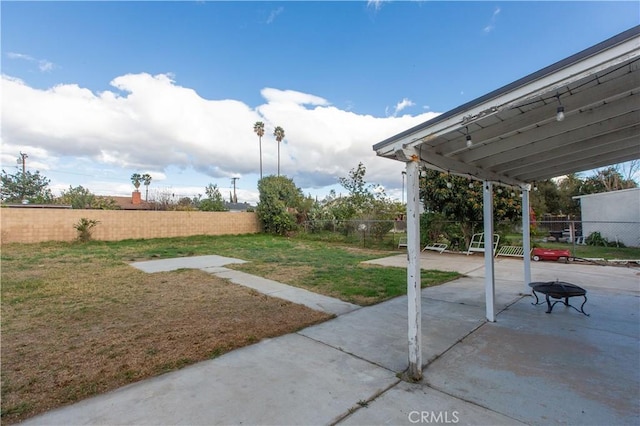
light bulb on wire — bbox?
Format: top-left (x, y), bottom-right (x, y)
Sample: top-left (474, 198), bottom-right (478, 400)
top-left (555, 93), bottom-right (565, 122)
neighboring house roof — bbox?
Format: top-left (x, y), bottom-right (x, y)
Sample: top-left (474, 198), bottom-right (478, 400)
top-left (107, 196), bottom-right (155, 210)
top-left (572, 187), bottom-right (640, 200)
top-left (2, 203), bottom-right (72, 209)
top-left (225, 202), bottom-right (254, 212)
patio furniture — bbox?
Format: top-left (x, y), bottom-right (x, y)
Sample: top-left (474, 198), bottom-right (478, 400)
top-left (422, 243), bottom-right (448, 253)
top-left (466, 233), bottom-right (500, 256)
top-left (398, 238), bottom-right (448, 253)
top-left (496, 246), bottom-right (530, 258)
top-left (529, 280), bottom-right (589, 316)
top-left (398, 237), bottom-right (407, 249)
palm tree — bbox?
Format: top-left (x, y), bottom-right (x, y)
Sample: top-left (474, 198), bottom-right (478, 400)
top-left (142, 173), bottom-right (152, 201)
top-left (253, 121), bottom-right (265, 179)
top-left (273, 126), bottom-right (285, 177)
top-left (131, 173), bottom-right (142, 191)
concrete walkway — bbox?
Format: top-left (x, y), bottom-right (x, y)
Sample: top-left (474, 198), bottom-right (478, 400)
top-left (23, 252), bottom-right (639, 425)
top-left (130, 255), bottom-right (359, 316)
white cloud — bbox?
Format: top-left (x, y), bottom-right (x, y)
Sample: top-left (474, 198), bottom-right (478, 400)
top-left (7, 51), bottom-right (55, 72)
top-left (1, 72), bottom-right (440, 199)
top-left (394, 98), bottom-right (415, 114)
top-left (484, 7), bottom-right (501, 33)
top-left (267, 6), bottom-right (284, 24)
top-left (7, 52), bottom-right (34, 60)
top-left (385, 98), bottom-right (415, 117)
top-left (367, 0), bottom-right (386, 12)
top-left (38, 60), bottom-right (54, 72)
top-left (260, 88), bottom-right (329, 106)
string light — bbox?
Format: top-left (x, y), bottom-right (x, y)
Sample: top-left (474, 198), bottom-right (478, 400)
top-left (556, 93), bottom-right (565, 122)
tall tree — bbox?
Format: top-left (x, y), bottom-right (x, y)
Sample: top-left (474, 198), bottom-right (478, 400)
top-left (273, 126), bottom-right (285, 177)
top-left (58, 185), bottom-right (95, 209)
top-left (337, 162), bottom-right (376, 218)
top-left (584, 166), bottom-right (637, 193)
top-left (199, 183), bottom-right (228, 211)
top-left (530, 179), bottom-right (561, 216)
top-left (333, 162), bottom-right (402, 240)
top-left (556, 173), bottom-right (583, 217)
top-left (0, 169), bottom-right (53, 204)
top-left (253, 121), bottom-right (265, 179)
top-left (142, 173), bottom-right (152, 201)
top-left (130, 173), bottom-right (142, 191)
top-left (419, 169), bottom-right (521, 247)
top-left (57, 185), bottom-right (118, 209)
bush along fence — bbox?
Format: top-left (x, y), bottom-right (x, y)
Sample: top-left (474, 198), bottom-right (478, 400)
top-left (301, 217), bottom-right (640, 259)
top-left (301, 219), bottom-right (406, 248)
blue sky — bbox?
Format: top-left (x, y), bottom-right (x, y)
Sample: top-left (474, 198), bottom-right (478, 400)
top-left (2, 1), bottom-right (638, 204)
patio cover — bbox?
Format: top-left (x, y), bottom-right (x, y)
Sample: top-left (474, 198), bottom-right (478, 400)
top-left (372, 26), bottom-right (640, 380)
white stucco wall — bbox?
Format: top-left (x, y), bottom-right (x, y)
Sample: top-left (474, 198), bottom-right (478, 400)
top-left (575, 188), bottom-right (640, 247)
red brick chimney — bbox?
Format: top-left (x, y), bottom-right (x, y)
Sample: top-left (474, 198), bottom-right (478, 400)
top-left (132, 191), bottom-right (141, 205)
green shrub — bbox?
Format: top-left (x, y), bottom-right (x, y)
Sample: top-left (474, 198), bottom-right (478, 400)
top-left (585, 231), bottom-right (608, 247)
top-left (256, 176), bottom-right (302, 235)
top-left (73, 218), bottom-right (100, 242)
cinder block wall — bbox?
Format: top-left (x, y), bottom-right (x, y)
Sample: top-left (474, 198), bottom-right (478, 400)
top-left (0, 208), bottom-right (261, 243)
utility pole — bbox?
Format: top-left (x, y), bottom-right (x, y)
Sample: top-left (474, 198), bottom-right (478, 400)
top-left (231, 177), bottom-right (239, 203)
top-left (17, 152), bottom-right (28, 176)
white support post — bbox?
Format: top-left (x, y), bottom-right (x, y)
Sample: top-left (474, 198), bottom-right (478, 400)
top-left (483, 181), bottom-right (496, 322)
top-left (521, 186), bottom-right (532, 293)
top-left (405, 159), bottom-right (422, 380)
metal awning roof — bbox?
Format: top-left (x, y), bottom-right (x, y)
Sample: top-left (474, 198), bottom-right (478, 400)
top-left (373, 26), bottom-right (640, 187)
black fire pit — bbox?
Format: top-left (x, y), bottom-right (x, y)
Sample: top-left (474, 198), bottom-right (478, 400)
top-left (529, 280), bottom-right (589, 316)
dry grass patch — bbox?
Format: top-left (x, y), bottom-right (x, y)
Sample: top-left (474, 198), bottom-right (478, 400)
top-left (1, 245), bottom-right (331, 424)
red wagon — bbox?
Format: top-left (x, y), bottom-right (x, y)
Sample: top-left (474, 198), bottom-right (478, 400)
top-left (531, 247), bottom-right (572, 262)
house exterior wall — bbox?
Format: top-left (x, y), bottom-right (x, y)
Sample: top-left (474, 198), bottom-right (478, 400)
top-left (577, 188), bottom-right (640, 247)
top-left (0, 208), bottom-right (261, 243)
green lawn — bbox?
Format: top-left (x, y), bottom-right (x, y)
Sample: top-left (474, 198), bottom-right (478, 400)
top-left (73, 233), bottom-right (459, 305)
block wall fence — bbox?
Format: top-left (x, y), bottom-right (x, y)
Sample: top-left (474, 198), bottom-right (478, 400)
top-left (0, 208), bottom-right (261, 244)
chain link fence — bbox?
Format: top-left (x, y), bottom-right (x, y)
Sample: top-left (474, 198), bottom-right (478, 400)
top-left (301, 219), bottom-right (406, 248)
top-left (533, 219), bottom-right (640, 258)
top-left (301, 218), bottom-right (640, 259)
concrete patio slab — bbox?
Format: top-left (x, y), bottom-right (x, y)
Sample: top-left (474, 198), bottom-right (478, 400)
top-left (300, 295), bottom-right (487, 372)
top-left (341, 381), bottom-right (527, 425)
top-left (422, 294), bottom-right (640, 426)
top-left (421, 275), bottom-right (525, 308)
top-left (363, 252), bottom-right (487, 275)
